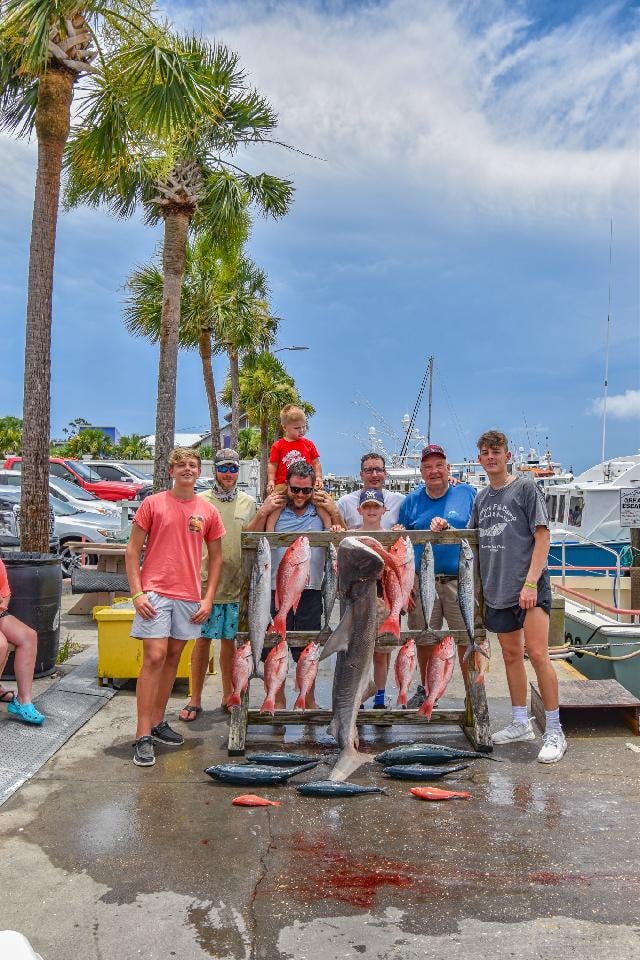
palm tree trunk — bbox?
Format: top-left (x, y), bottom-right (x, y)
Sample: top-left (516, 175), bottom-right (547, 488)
top-left (260, 415), bottom-right (270, 499)
top-left (198, 331), bottom-right (221, 450)
top-left (230, 348), bottom-right (240, 449)
top-left (152, 210), bottom-right (190, 491)
top-left (21, 67), bottom-right (75, 551)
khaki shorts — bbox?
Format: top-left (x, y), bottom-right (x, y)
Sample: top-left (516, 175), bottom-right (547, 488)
top-left (131, 591), bottom-right (200, 641)
top-left (407, 573), bottom-right (466, 635)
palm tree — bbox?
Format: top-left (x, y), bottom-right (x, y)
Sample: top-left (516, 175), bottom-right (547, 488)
top-left (115, 434), bottom-right (152, 460)
top-left (64, 428), bottom-right (113, 457)
top-left (65, 36), bottom-right (293, 491)
top-left (0, 0), bottom-right (219, 549)
top-left (237, 427), bottom-right (260, 460)
top-left (221, 352), bottom-right (315, 497)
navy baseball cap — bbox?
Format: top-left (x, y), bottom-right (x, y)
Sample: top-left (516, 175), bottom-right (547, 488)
top-left (421, 444), bottom-right (446, 461)
top-left (359, 489), bottom-right (385, 506)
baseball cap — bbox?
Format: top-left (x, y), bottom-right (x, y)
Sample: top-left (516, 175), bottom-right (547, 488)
top-left (215, 448), bottom-right (240, 466)
top-left (421, 444), bottom-right (446, 461)
top-left (359, 489), bottom-right (385, 506)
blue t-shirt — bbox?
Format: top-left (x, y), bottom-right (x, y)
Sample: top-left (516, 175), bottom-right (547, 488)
top-left (398, 482), bottom-right (476, 575)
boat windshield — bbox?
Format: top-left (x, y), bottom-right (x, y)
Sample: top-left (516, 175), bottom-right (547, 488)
top-left (568, 494), bottom-right (584, 527)
top-left (546, 494), bottom-right (557, 522)
top-left (557, 494), bottom-right (567, 523)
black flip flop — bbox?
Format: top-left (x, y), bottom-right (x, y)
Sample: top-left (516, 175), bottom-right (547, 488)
top-left (179, 704), bottom-right (202, 722)
top-left (0, 689), bottom-right (15, 704)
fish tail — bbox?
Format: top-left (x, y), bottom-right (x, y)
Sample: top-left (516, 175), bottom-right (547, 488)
top-left (227, 692), bottom-right (242, 707)
top-left (260, 696), bottom-right (275, 715)
top-left (379, 615), bottom-right (400, 638)
top-left (271, 615), bottom-right (286, 641)
top-left (397, 690), bottom-right (407, 706)
top-left (417, 700), bottom-right (433, 720)
top-left (293, 693), bottom-right (306, 711)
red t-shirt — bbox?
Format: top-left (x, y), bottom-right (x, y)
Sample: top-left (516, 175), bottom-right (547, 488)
top-left (133, 492), bottom-right (225, 602)
top-left (269, 437), bottom-right (320, 485)
top-left (0, 558), bottom-right (10, 599)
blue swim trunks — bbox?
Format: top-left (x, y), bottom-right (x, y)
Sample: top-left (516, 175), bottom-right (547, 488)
top-left (201, 602), bottom-right (239, 640)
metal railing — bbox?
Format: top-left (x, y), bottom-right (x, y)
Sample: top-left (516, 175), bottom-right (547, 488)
top-left (553, 583), bottom-right (640, 625)
top-left (552, 527), bottom-right (623, 586)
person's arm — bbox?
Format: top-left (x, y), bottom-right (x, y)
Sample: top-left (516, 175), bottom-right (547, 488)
top-left (266, 506), bottom-right (284, 531)
top-left (266, 461), bottom-right (277, 494)
top-left (519, 526), bottom-right (550, 609)
top-left (313, 489), bottom-right (343, 527)
top-left (246, 492), bottom-right (286, 532)
top-left (192, 538), bottom-right (222, 623)
top-left (312, 456), bottom-right (323, 489)
top-left (316, 505), bottom-right (343, 532)
top-left (125, 523), bottom-right (156, 620)
top-left (0, 559), bottom-right (10, 611)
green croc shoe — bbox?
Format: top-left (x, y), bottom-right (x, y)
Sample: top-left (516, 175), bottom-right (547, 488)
top-left (7, 698), bottom-right (44, 725)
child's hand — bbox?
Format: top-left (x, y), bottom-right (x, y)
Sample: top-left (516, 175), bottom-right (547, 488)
top-left (314, 477), bottom-right (324, 490)
top-left (266, 481), bottom-right (275, 495)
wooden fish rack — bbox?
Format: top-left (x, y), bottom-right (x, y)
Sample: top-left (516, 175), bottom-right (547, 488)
top-left (228, 529), bottom-right (492, 756)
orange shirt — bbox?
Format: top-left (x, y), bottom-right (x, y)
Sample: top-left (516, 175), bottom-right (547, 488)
top-left (133, 492), bottom-right (225, 602)
top-left (0, 558), bottom-right (10, 599)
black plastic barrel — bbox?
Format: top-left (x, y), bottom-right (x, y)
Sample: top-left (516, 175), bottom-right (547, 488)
top-left (1, 552), bottom-right (62, 679)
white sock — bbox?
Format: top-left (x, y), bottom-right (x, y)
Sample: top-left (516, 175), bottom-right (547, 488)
top-left (512, 706), bottom-right (529, 725)
top-left (545, 709), bottom-right (562, 734)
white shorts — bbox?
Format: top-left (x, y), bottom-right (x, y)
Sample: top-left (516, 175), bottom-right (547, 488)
top-left (131, 591), bottom-right (200, 641)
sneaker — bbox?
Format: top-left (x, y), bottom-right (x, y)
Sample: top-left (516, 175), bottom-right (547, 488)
top-left (406, 685), bottom-right (426, 709)
top-left (133, 736), bottom-right (155, 767)
top-left (537, 730), bottom-right (567, 764)
top-left (151, 720), bottom-right (184, 746)
top-left (491, 719), bottom-right (536, 744)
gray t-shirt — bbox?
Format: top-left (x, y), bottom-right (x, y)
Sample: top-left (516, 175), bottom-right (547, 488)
top-left (470, 477), bottom-right (549, 608)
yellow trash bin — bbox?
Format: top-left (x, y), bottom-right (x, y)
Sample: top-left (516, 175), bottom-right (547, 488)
top-left (94, 605), bottom-right (215, 689)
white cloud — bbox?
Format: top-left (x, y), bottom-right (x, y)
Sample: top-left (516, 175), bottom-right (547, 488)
top-left (167, 0), bottom-right (638, 224)
top-left (591, 389), bottom-right (640, 419)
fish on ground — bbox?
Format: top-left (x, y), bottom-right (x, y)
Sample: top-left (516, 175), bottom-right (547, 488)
top-left (248, 536), bottom-right (272, 674)
top-left (410, 786), bottom-right (471, 801)
top-left (205, 761), bottom-right (320, 785)
top-left (375, 743), bottom-right (499, 765)
top-left (394, 638), bottom-right (417, 706)
top-left (418, 634), bottom-right (456, 720)
top-left (418, 542), bottom-right (436, 629)
top-left (382, 763), bottom-right (470, 781)
top-left (457, 538), bottom-right (489, 663)
top-left (260, 638), bottom-right (289, 714)
top-left (319, 537), bottom-right (385, 781)
top-left (297, 780), bottom-right (386, 797)
top-left (272, 536), bottom-right (311, 640)
top-left (293, 641), bottom-right (321, 710)
top-left (245, 752), bottom-right (322, 766)
top-left (321, 542), bottom-right (338, 632)
top-left (227, 640), bottom-right (253, 707)
top-left (232, 795), bottom-right (282, 807)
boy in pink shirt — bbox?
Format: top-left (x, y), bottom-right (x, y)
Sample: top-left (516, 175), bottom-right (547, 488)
top-left (126, 448), bottom-right (225, 767)
top-left (267, 404), bottom-right (323, 494)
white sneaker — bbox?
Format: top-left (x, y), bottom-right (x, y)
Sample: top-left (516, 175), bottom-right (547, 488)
top-left (537, 730), bottom-right (567, 764)
top-left (492, 719), bottom-right (536, 744)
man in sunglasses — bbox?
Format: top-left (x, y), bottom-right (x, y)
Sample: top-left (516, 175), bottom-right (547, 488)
top-left (255, 461), bottom-right (343, 709)
top-left (337, 452), bottom-right (405, 530)
top-left (180, 449), bottom-right (266, 720)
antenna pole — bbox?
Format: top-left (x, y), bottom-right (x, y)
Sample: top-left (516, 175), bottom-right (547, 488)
top-left (427, 356), bottom-right (434, 444)
top-left (601, 218), bottom-right (613, 465)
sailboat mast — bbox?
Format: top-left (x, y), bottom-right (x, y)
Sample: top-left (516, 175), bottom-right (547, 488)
top-left (601, 218), bottom-right (613, 466)
top-left (427, 356), bottom-right (434, 444)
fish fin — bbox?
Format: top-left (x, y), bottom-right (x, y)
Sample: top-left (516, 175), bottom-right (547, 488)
top-left (319, 608), bottom-right (353, 661)
top-left (329, 747), bottom-right (375, 782)
top-left (260, 696), bottom-right (275, 715)
top-left (292, 593), bottom-right (302, 613)
top-left (378, 615), bottom-right (400, 639)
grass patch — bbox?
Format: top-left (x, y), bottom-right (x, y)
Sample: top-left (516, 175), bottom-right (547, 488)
top-left (56, 634), bottom-right (85, 665)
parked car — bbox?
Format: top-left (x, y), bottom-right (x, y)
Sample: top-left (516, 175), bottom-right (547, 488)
top-left (0, 488), bottom-right (58, 553)
top-left (49, 494), bottom-right (123, 576)
top-left (0, 469), bottom-right (120, 518)
top-left (82, 460), bottom-right (153, 489)
top-left (3, 456), bottom-right (147, 503)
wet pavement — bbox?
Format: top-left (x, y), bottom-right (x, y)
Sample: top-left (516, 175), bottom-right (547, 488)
top-left (1, 604), bottom-right (640, 959)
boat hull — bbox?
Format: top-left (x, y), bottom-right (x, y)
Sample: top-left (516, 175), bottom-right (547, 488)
top-left (564, 605), bottom-right (640, 698)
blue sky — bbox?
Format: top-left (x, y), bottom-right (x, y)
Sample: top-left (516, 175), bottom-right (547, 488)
top-left (0, 0), bottom-right (638, 475)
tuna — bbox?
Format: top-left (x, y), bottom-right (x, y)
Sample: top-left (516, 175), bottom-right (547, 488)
top-left (382, 763), bottom-right (470, 781)
top-left (205, 761), bottom-right (320, 785)
top-left (293, 641), bottom-right (321, 710)
top-left (246, 752), bottom-right (322, 767)
top-left (227, 640), bottom-right (253, 707)
top-left (394, 638), bottom-right (417, 706)
top-left (319, 537), bottom-right (385, 781)
top-left (232, 795), bottom-right (282, 807)
top-left (248, 537), bottom-right (272, 674)
top-left (260, 639), bottom-right (289, 714)
top-left (457, 538), bottom-right (489, 663)
top-left (418, 542), bottom-right (436, 629)
top-left (296, 780), bottom-right (386, 797)
top-left (272, 536), bottom-right (311, 640)
top-left (410, 786), bottom-right (472, 801)
top-left (375, 743), bottom-right (499, 765)
top-left (322, 543), bottom-right (338, 631)
top-left (418, 635), bottom-right (456, 720)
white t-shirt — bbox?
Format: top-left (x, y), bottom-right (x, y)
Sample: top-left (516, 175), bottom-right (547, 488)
top-left (337, 489), bottom-right (405, 530)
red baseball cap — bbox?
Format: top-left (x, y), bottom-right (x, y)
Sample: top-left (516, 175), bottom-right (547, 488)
top-left (421, 444), bottom-right (446, 461)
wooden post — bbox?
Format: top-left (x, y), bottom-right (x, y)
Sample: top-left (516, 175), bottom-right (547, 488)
top-left (630, 527), bottom-right (640, 614)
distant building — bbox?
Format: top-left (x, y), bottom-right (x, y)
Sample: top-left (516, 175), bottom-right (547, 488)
top-left (142, 433), bottom-right (205, 455)
top-left (217, 411), bottom-right (250, 449)
top-left (82, 426), bottom-right (120, 443)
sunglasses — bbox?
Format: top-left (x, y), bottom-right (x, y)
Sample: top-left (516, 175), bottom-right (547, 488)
top-left (216, 464), bottom-right (239, 474)
top-left (289, 485), bottom-right (313, 495)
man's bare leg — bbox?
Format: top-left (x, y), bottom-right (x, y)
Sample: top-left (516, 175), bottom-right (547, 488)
top-left (497, 628), bottom-right (528, 707)
top-left (219, 637), bottom-right (235, 706)
top-left (180, 637), bottom-right (212, 719)
top-left (150, 637), bottom-right (186, 729)
top-left (523, 607), bottom-right (558, 710)
top-left (136, 637), bottom-right (168, 739)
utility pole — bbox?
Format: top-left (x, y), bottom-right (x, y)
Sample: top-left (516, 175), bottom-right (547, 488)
top-left (426, 356), bottom-right (434, 444)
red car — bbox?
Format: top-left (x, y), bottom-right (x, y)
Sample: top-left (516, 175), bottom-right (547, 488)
top-left (3, 457), bottom-right (149, 502)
